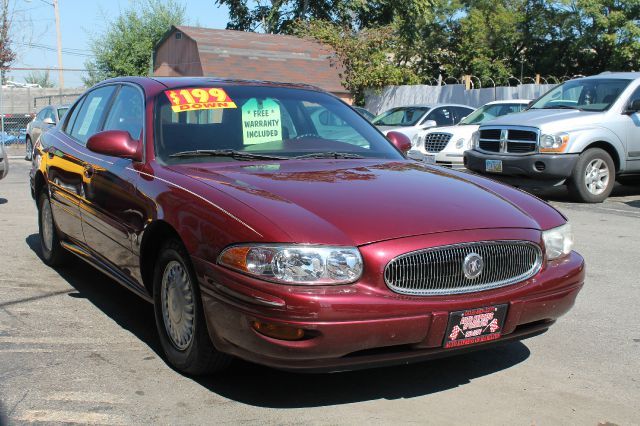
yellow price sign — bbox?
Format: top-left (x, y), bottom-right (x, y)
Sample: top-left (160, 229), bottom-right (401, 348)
top-left (164, 87), bottom-right (237, 112)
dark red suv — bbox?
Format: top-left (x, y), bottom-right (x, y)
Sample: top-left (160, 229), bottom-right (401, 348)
top-left (31, 77), bottom-right (584, 374)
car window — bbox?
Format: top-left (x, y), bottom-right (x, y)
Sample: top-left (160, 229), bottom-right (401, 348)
top-left (36, 108), bottom-right (49, 121)
top-left (154, 85), bottom-right (403, 162)
top-left (63, 98), bottom-right (85, 134)
top-left (372, 107), bottom-right (430, 127)
top-left (69, 86), bottom-right (117, 144)
top-left (45, 108), bottom-right (57, 122)
top-left (627, 87), bottom-right (640, 104)
top-left (426, 107), bottom-right (454, 126)
top-left (103, 85), bottom-right (144, 140)
top-left (57, 108), bottom-right (69, 120)
top-left (530, 78), bottom-right (632, 112)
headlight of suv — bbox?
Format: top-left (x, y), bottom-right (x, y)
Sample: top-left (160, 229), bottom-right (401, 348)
top-left (218, 244), bottom-right (363, 285)
top-left (471, 131), bottom-right (480, 149)
top-left (539, 132), bottom-right (569, 152)
top-left (542, 223), bottom-right (573, 260)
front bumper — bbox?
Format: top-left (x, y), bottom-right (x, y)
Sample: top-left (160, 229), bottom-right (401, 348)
top-left (195, 230), bottom-right (585, 372)
top-left (464, 150), bottom-right (579, 181)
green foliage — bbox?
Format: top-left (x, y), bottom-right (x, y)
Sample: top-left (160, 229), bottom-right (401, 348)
top-left (83, 0), bottom-right (186, 86)
top-left (294, 20), bottom-right (420, 104)
top-left (24, 70), bottom-right (54, 88)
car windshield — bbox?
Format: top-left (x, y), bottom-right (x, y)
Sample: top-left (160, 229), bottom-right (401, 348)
top-left (154, 85), bottom-right (404, 163)
top-left (372, 107), bottom-right (430, 127)
top-left (460, 103), bottom-right (526, 125)
top-left (57, 108), bottom-right (69, 120)
top-left (530, 78), bottom-right (631, 112)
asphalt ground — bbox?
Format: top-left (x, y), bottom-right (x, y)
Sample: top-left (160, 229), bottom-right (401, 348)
top-left (0, 158), bottom-right (639, 425)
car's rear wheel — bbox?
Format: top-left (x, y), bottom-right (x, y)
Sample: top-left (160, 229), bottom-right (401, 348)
top-left (38, 191), bottom-right (68, 266)
top-left (25, 136), bottom-right (33, 161)
top-left (152, 240), bottom-right (232, 375)
top-left (567, 148), bottom-right (615, 203)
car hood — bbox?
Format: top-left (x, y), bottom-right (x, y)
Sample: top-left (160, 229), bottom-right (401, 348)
top-left (482, 109), bottom-right (605, 132)
top-left (169, 159), bottom-right (556, 246)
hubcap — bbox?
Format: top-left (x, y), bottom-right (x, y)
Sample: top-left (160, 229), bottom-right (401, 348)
top-left (584, 158), bottom-right (609, 195)
top-left (161, 260), bottom-right (195, 350)
top-left (41, 199), bottom-right (54, 252)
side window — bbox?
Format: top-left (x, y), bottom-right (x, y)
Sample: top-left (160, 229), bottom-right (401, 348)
top-left (45, 108), bottom-right (57, 122)
top-left (453, 107), bottom-right (472, 123)
top-left (103, 85), bottom-right (144, 139)
top-left (628, 87), bottom-right (640, 105)
top-left (427, 107), bottom-right (454, 126)
top-left (63, 98), bottom-right (85, 134)
top-left (69, 86), bottom-right (117, 144)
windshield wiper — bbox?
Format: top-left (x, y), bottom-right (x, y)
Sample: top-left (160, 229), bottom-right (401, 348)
top-left (169, 149), bottom-right (289, 161)
top-left (293, 152), bottom-right (365, 159)
top-left (537, 105), bottom-right (582, 110)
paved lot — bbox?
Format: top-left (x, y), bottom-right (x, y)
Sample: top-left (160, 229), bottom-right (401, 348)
top-left (0, 158), bottom-right (639, 425)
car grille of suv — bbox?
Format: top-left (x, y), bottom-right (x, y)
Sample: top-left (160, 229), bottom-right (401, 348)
top-left (384, 241), bottom-right (542, 296)
top-left (423, 133), bottom-right (452, 153)
top-left (478, 128), bottom-right (538, 154)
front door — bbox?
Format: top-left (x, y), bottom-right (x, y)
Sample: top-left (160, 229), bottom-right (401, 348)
top-left (624, 87), bottom-right (640, 172)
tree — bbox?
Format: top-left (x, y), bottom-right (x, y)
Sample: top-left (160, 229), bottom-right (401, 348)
top-left (0, 0), bottom-right (16, 84)
top-left (24, 70), bottom-right (54, 88)
top-left (83, 0), bottom-right (185, 86)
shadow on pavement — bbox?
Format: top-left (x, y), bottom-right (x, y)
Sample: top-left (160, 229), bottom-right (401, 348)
top-left (24, 234), bottom-right (161, 356)
top-left (529, 183), bottom-right (640, 203)
top-left (24, 234), bottom-right (531, 408)
top-left (0, 198), bottom-right (7, 205)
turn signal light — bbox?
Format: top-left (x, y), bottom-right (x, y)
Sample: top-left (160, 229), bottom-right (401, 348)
top-left (251, 320), bottom-right (305, 341)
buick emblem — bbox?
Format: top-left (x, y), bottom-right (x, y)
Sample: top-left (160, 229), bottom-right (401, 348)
top-left (463, 252), bottom-right (484, 279)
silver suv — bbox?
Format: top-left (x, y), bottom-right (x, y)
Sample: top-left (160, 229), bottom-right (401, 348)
top-left (465, 72), bottom-right (640, 202)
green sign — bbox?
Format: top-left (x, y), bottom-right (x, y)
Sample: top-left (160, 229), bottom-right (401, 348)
top-left (241, 98), bottom-right (282, 145)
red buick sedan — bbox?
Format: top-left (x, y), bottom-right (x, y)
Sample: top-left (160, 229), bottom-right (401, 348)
top-left (30, 77), bottom-right (584, 374)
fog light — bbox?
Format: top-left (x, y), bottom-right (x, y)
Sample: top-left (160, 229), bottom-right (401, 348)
top-left (534, 161), bottom-right (546, 171)
top-left (251, 320), bottom-right (305, 341)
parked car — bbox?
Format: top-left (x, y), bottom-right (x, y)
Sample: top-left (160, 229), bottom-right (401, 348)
top-left (372, 104), bottom-right (475, 141)
top-left (353, 106), bottom-right (375, 121)
top-left (25, 105), bottom-right (69, 160)
top-left (411, 100), bottom-right (530, 168)
top-left (0, 141), bottom-right (8, 180)
top-left (465, 72), bottom-right (640, 202)
top-left (31, 77), bottom-right (584, 375)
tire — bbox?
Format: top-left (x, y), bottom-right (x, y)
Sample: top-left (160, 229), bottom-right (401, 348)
top-left (25, 136), bottom-right (33, 161)
top-left (153, 240), bottom-right (232, 375)
top-left (38, 191), bottom-right (68, 266)
top-left (567, 148), bottom-right (615, 203)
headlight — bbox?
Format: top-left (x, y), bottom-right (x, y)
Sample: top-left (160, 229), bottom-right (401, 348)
top-left (412, 133), bottom-right (423, 148)
top-left (218, 244), bottom-right (363, 284)
top-left (471, 131), bottom-right (480, 149)
top-left (540, 133), bottom-right (569, 152)
top-left (542, 223), bottom-right (573, 260)
top-left (455, 138), bottom-right (466, 149)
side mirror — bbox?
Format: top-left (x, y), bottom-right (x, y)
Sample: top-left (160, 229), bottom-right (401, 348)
top-left (387, 131), bottom-right (412, 154)
top-left (87, 130), bottom-right (142, 161)
top-left (43, 117), bottom-right (55, 125)
top-left (421, 120), bottom-right (437, 129)
top-left (625, 99), bottom-right (640, 115)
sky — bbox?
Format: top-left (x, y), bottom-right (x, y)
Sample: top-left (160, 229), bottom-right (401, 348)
top-left (11, 0), bottom-right (231, 87)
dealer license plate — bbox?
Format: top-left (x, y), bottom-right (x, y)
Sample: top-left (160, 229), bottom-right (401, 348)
top-left (485, 159), bottom-right (503, 173)
top-left (443, 305), bottom-right (508, 348)
top-left (423, 154), bottom-right (436, 164)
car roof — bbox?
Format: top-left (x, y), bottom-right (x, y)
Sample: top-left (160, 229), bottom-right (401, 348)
top-left (100, 76), bottom-right (326, 93)
top-left (580, 72), bottom-right (640, 81)
top-left (38, 104), bottom-right (69, 110)
top-left (383, 103), bottom-right (474, 111)
top-left (484, 99), bottom-right (531, 105)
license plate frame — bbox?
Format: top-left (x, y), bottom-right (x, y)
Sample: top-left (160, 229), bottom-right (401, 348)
top-left (423, 154), bottom-right (436, 164)
top-left (443, 304), bottom-right (508, 348)
top-left (485, 159), bottom-right (503, 173)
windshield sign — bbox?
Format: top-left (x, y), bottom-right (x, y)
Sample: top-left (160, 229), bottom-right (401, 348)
top-left (530, 78), bottom-right (631, 112)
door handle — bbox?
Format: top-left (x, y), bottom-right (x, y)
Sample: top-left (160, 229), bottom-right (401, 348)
top-left (83, 164), bottom-right (94, 178)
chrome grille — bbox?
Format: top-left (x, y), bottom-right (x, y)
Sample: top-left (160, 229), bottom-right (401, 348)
top-left (384, 241), bottom-right (542, 296)
top-left (423, 133), bottom-right (452, 153)
top-left (478, 128), bottom-right (538, 154)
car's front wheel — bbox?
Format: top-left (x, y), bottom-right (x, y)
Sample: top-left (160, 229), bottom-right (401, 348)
top-left (25, 136), bottom-right (33, 161)
top-left (38, 191), bottom-right (68, 266)
top-left (567, 148), bottom-right (615, 203)
top-left (153, 240), bottom-right (232, 375)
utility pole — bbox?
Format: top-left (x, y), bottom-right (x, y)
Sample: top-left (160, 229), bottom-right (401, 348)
top-left (53, 0), bottom-right (63, 89)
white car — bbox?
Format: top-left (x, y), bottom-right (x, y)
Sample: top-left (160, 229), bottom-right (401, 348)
top-left (0, 142), bottom-right (8, 180)
top-left (372, 104), bottom-right (474, 141)
top-left (410, 100), bottom-right (530, 168)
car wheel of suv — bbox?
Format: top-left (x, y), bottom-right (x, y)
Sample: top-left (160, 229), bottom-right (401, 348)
top-left (153, 239), bottom-right (232, 375)
top-left (25, 136), bottom-right (33, 161)
top-left (38, 191), bottom-right (68, 266)
top-left (568, 148), bottom-right (615, 203)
